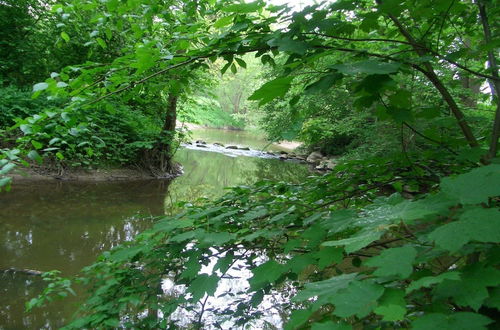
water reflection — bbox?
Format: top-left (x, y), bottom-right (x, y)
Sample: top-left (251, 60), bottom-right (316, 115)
top-left (169, 149), bottom-right (310, 207)
top-left (0, 135), bottom-right (310, 329)
top-left (163, 248), bottom-right (291, 329)
top-left (0, 180), bottom-right (170, 329)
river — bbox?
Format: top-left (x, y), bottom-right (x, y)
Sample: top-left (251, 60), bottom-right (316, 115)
top-left (0, 129), bottom-right (310, 329)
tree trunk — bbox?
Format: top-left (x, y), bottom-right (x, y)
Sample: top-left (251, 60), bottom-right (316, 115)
top-left (477, 0), bottom-right (500, 160)
top-left (382, 8), bottom-right (479, 148)
top-left (160, 92), bottom-right (178, 171)
top-left (143, 92), bottom-right (178, 176)
top-left (459, 73), bottom-right (481, 108)
top-left (458, 40), bottom-right (482, 109)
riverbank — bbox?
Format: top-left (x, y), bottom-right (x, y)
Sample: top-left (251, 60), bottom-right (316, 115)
top-left (9, 166), bottom-right (161, 182)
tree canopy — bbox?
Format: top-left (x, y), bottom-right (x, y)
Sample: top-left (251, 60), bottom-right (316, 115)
top-left (1, 0), bottom-right (499, 328)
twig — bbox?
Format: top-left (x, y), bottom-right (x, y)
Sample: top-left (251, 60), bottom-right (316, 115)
top-left (196, 295), bottom-right (210, 329)
top-left (402, 122), bottom-right (458, 156)
top-left (435, 0), bottom-right (456, 53)
top-left (86, 57), bottom-right (199, 105)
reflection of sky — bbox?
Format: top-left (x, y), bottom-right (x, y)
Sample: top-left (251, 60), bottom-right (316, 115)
top-left (162, 248), bottom-right (287, 329)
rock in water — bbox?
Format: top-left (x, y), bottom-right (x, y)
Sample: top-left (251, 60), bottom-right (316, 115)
top-left (226, 145), bottom-right (238, 149)
top-left (306, 151), bottom-right (324, 164)
top-left (316, 159), bottom-right (336, 170)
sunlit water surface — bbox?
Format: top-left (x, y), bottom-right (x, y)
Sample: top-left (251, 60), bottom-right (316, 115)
top-left (0, 129), bottom-right (310, 329)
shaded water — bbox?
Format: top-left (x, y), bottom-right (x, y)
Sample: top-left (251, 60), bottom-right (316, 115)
top-left (0, 129), bottom-right (310, 329)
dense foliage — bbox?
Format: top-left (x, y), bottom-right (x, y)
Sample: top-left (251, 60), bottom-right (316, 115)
top-left (30, 158), bottom-right (500, 329)
top-left (1, 0), bottom-right (499, 328)
top-left (179, 96), bottom-right (245, 129)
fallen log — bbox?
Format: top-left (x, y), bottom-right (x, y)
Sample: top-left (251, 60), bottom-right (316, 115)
top-left (1, 267), bottom-right (43, 276)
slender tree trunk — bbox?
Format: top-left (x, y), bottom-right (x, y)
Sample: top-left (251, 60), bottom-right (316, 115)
top-left (458, 40), bottom-right (482, 109)
top-left (459, 73), bottom-right (481, 108)
top-left (163, 92), bottom-right (178, 140)
top-left (160, 92), bottom-right (178, 171)
top-left (379, 4), bottom-right (479, 148)
top-left (477, 0), bottom-right (500, 160)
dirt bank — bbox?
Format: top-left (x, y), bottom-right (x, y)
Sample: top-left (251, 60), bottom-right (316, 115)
top-left (9, 165), bottom-right (181, 183)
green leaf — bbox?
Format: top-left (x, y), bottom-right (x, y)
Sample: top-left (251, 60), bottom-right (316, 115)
top-left (406, 271), bottom-right (460, 293)
top-left (388, 89), bottom-right (412, 108)
top-left (248, 77), bottom-right (294, 106)
top-left (180, 253), bottom-right (202, 279)
top-left (33, 82), bottom-right (49, 92)
top-left (31, 140), bottom-right (43, 150)
top-left (199, 232), bottom-right (235, 246)
top-left (270, 37), bottom-right (310, 55)
top-left (235, 58), bottom-right (247, 68)
top-left (169, 228), bottom-right (205, 243)
top-left (221, 61), bottom-right (232, 75)
top-left (0, 177), bottom-right (12, 189)
top-left (20, 124), bottom-right (32, 134)
top-left (109, 245), bottom-right (144, 262)
top-left (316, 246), bottom-right (343, 270)
top-left (221, 1), bottom-right (264, 13)
top-left (457, 147), bottom-right (485, 163)
top-left (284, 309), bottom-right (312, 330)
top-left (441, 165), bottom-right (500, 204)
top-left (428, 208), bottom-right (500, 252)
top-left (293, 273), bottom-right (357, 304)
top-left (249, 260), bottom-right (287, 290)
top-left (311, 321), bottom-right (352, 330)
top-left (329, 280), bottom-right (385, 318)
top-left (96, 37), bottom-right (107, 49)
top-left (417, 106), bottom-right (441, 119)
top-left (153, 218), bottom-right (194, 232)
top-left (61, 31), bottom-right (70, 42)
top-left (213, 253), bottom-right (233, 273)
top-left (241, 206), bottom-right (268, 221)
top-left (187, 274), bottom-right (219, 302)
top-left (434, 264), bottom-right (500, 311)
top-left (302, 224), bottom-right (327, 248)
top-left (192, 206), bottom-right (225, 220)
top-left (484, 286), bottom-right (500, 310)
top-left (364, 246), bottom-right (417, 278)
top-left (394, 192), bottom-right (456, 224)
top-left (320, 209), bottom-right (358, 234)
top-left (412, 312), bottom-right (492, 330)
top-left (322, 229), bottom-right (383, 254)
top-left (214, 15), bottom-right (234, 28)
top-left (284, 239), bottom-right (301, 253)
top-left (305, 73), bottom-right (343, 94)
top-left (27, 150), bottom-right (43, 164)
top-left (374, 288), bottom-right (406, 321)
top-left (286, 253), bottom-right (316, 274)
top-left (332, 60), bottom-right (401, 75)
top-left (0, 162), bottom-right (15, 175)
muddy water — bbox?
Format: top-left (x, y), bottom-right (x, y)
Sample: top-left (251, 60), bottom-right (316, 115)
top-left (0, 130), bottom-right (309, 329)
